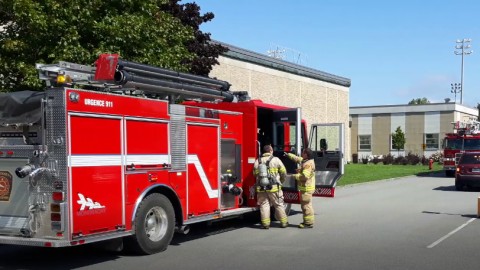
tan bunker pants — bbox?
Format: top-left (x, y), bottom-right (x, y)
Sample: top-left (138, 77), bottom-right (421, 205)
top-left (257, 190), bottom-right (288, 227)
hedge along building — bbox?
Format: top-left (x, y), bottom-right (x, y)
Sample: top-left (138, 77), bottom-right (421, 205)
top-left (350, 103), bottom-right (479, 161)
top-left (208, 41), bottom-right (352, 160)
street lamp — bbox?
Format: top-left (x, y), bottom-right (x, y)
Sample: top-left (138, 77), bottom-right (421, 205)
top-left (451, 83), bottom-right (461, 103)
top-left (454, 39), bottom-right (473, 104)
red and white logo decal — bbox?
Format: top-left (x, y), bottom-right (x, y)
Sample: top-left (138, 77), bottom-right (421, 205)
top-left (77, 193), bottom-right (105, 211)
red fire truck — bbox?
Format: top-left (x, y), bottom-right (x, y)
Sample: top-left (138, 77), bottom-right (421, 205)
top-left (0, 54), bottom-right (344, 254)
top-left (442, 118), bottom-right (480, 177)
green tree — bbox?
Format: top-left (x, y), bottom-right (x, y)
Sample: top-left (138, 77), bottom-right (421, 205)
top-left (391, 126), bottom-right (406, 154)
top-left (162, 1), bottom-right (228, 75)
top-left (0, 0), bottom-right (227, 92)
top-left (408, 97), bottom-right (430, 105)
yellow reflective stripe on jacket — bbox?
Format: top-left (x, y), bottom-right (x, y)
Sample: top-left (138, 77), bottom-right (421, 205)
top-left (294, 169), bottom-right (315, 181)
top-left (256, 185), bottom-right (280, 193)
top-left (268, 168), bottom-right (279, 173)
top-left (254, 153), bottom-right (287, 189)
top-left (301, 170), bottom-right (315, 179)
top-left (297, 184), bottom-right (315, 192)
top-left (294, 158), bottom-right (316, 192)
top-left (287, 153), bottom-right (303, 163)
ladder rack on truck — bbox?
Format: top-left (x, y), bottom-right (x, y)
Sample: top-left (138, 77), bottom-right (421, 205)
top-left (36, 54), bottom-right (237, 102)
top-left (452, 118), bottom-right (480, 135)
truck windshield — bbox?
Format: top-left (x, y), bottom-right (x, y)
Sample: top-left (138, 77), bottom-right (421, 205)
top-left (444, 138), bottom-right (463, 150)
top-left (445, 138), bottom-right (480, 150)
top-left (464, 139), bottom-right (480, 150)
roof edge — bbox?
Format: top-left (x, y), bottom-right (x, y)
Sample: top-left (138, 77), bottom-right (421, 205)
top-left (213, 40), bottom-right (351, 88)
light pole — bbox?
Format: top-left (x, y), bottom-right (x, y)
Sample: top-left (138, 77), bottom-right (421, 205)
top-left (451, 83), bottom-right (461, 103)
top-left (454, 39), bottom-right (473, 104)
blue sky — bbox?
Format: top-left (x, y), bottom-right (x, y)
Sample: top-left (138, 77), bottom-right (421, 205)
top-left (187, 0), bottom-right (480, 108)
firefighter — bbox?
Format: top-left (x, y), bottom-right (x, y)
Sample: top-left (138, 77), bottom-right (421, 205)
top-left (253, 145), bottom-right (288, 229)
top-left (286, 148), bottom-right (316, 228)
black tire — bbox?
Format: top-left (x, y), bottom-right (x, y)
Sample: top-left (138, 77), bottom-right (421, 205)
top-left (125, 193), bottom-right (175, 255)
top-left (445, 170), bottom-right (455, 177)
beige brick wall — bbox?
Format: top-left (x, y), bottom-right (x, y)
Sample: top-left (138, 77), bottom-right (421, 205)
top-left (210, 56), bottom-right (351, 161)
top-left (405, 113), bottom-right (425, 155)
top-left (372, 114), bottom-right (391, 154)
top-left (440, 111), bottom-right (453, 140)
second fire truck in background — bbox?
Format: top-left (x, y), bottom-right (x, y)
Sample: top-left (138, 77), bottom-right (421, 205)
top-left (442, 118), bottom-right (480, 177)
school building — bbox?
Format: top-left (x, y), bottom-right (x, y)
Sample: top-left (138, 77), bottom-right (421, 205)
top-left (350, 102), bottom-right (479, 161)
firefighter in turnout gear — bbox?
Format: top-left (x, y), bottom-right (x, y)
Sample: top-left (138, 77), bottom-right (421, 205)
top-left (286, 148), bottom-right (316, 228)
top-left (253, 145), bottom-right (288, 229)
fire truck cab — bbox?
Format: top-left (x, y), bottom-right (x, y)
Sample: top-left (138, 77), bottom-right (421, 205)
top-left (0, 54), bottom-right (344, 254)
top-left (443, 118), bottom-right (480, 177)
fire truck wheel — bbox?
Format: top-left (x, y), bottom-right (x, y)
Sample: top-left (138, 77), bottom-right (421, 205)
top-left (126, 193), bottom-right (175, 255)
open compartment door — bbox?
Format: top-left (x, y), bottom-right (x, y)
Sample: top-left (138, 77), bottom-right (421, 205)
top-left (309, 123), bottom-right (345, 197)
top-left (269, 108), bottom-right (305, 203)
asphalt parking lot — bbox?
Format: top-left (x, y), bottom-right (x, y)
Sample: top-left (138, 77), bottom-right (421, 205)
top-left (0, 173), bottom-right (479, 270)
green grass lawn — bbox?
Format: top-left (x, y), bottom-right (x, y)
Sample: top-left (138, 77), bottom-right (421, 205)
top-left (338, 162), bottom-right (443, 186)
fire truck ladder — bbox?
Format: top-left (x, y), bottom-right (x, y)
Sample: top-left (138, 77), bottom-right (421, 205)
top-left (452, 118), bottom-right (480, 135)
top-left (36, 61), bottom-right (103, 88)
top-left (36, 54), bottom-right (241, 102)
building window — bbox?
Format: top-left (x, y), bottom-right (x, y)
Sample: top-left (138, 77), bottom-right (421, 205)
top-left (358, 135), bottom-right (371, 151)
top-left (390, 135), bottom-right (405, 150)
top-left (425, 133), bottom-right (439, 149)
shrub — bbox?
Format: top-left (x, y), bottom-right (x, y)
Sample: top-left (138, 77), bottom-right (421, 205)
top-left (421, 156), bottom-right (428, 165)
top-left (383, 153), bottom-right (394, 165)
top-left (429, 151), bottom-right (443, 163)
top-left (406, 152), bottom-right (421, 165)
top-left (394, 155), bottom-right (406, 165)
top-left (372, 156), bottom-right (382, 164)
top-left (361, 156), bottom-right (369, 164)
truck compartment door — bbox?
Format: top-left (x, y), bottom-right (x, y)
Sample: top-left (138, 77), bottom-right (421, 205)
top-left (270, 108), bottom-right (304, 202)
top-left (0, 158), bottom-right (30, 236)
top-left (69, 115), bottom-right (124, 236)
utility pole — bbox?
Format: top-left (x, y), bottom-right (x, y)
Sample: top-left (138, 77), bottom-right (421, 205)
top-left (454, 39), bottom-right (473, 104)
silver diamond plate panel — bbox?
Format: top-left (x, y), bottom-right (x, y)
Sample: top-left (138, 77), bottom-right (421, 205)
top-left (170, 105), bottom-right (186, 171)
top-left (29, 89), bottom-right (69, 239)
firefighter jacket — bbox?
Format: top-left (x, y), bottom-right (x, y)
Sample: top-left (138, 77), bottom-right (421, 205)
top-left (286, 153), bottom-right (316, 193)
top-left (253, 153), bottom-right (287, 193)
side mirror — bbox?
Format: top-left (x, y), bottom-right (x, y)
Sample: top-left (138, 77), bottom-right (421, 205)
top-left (320, 139), bottom-right (328, 151)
